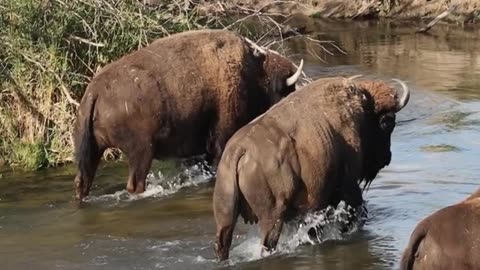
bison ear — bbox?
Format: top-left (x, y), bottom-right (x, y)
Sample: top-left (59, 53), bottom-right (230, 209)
top-left (379, 113), bottom-right (395, 133)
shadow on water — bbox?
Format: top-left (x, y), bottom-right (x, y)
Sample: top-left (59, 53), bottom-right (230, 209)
top-left (1, 18), bottom-right (480, 270)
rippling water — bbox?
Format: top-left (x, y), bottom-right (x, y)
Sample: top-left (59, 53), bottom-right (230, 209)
top-left (1, 20), bottom-right (480, 270)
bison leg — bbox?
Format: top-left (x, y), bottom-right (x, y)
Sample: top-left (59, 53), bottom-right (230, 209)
top-left (74, 149), bottom-right (104, 200)
top-left (214, 213), bottom-right (238, 261)
top-left (213, 184), bottom-right (239, 261)
top-left (259, 202), bottom-right (287, 255)
top-left (126, 145), bottom-right (153, 194)
top-left (342, 180), bottom-right (364, 217)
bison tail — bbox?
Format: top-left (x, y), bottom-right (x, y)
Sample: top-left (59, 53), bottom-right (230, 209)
top-left (400, 221), bottom-right (428, 270)
top-left (74, 94), bottom-right (99, 198)
top-left (212, 148), bottom-right (245, 260)
top-left (213, 149), bottom-right (244, 223)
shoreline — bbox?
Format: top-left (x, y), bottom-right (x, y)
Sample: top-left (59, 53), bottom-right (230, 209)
top-left (199, 0), bottom-right (479, 25)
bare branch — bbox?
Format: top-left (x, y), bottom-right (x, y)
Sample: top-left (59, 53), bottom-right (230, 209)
top-left (416, 5), bottom-right (458, 34)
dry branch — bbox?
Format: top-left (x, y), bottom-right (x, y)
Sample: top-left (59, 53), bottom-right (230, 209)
top-left (352, 0), bottom-right (377, 19)
top-left (416, 5), bottom-right (458, 34)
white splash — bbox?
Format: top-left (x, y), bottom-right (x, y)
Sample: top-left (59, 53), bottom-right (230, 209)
top-left (227, 201), bottom-right (367, 265)
top-left (85, 160), bottom-right (215, 204)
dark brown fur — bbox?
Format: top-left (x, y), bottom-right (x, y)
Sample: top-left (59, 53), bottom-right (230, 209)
top-left (213, 77), bottom-right (409, 260)
top-left (400, 188), bottom-right (480, 270)
top-left (73, 29), bottom-right (302, 200)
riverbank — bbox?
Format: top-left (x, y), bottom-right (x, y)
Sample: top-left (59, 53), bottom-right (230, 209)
top-left (200, 0), bottom-right (479, 24)
top-left (0, 0), bottom-right (318, 170)
top-left (1, 0), bottom-right (478, 170)
top-left (0, 0), bottom-right (250, 170)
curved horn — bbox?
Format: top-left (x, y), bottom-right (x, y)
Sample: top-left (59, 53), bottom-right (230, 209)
top-left (392, 78), bottom-right (410, 112)
top-left (286, 59), bottom-right (304, 87)
top-left (348, 74), bottom-right (363, 81)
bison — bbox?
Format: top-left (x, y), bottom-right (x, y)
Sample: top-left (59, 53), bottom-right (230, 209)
top-left (400, 188), bottom-right (480, 270)
top-left (213, 76), bottom-right (410, 260)
top-left (73, 29), bottom-right (304, 200)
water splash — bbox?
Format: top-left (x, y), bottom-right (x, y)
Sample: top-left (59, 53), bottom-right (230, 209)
top-left (85, 159), bottom-right (215, 204)
top-left (227, 201), bottom-right (367, 265)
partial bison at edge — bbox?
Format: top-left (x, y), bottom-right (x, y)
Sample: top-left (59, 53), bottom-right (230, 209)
top-left (400, 188), bottom-right (480, 270)
top-left (213, 76), bottom-right (410, 260)
top-left (73, 29), bottom-right (304, 200)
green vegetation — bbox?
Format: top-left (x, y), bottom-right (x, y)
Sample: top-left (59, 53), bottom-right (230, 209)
top-left (0, 0), bottom-right (217, 170)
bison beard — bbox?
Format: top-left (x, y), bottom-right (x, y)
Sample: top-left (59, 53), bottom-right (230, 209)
top-left (72, 29), bottom-right (304, 200)
top-left (213, 76), bottom-right (410, 260)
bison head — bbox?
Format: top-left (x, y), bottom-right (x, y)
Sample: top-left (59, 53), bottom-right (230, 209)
top-left (262, 53), bottom-right (304, 103)
top-left (358, 78), bottom-right (410, 186)
top-left (246, 38), bottom-right (304, 104)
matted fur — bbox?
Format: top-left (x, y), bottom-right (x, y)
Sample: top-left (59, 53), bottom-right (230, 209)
top-left (358, 81), bottom-right (398, 113)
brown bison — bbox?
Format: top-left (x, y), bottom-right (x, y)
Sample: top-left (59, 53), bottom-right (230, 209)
top-left (400, 188), bottom-right (480, 270)
top-left (213, 76), bottom-right (410, 260)
top-left (73, 29), bottom-right (304, 200)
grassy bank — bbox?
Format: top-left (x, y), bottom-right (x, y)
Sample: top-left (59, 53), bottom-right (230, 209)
top-left (0, 0), bottom-right (315, 170)
top-left (0, 0), bottom-right (219, 170)
top-left (3, 0), bottom-right (472, 171)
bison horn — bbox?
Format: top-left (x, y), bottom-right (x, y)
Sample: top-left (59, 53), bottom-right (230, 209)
top-left (392, 78), bottom-right (410, 112)
top-left (286, 59), bottom-right (304, 87)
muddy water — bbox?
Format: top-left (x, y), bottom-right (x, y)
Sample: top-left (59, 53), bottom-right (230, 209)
top-left (2, 20), bottom-right (480, 270)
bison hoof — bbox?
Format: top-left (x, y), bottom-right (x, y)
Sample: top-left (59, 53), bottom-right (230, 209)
top-left (75, 189), bottom-right (87, 201)
top-left (214, 242), bottom-right (229, 261)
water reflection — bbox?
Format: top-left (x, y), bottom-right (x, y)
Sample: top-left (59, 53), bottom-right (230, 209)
top-left (292, 19), bottom-right (480, 100)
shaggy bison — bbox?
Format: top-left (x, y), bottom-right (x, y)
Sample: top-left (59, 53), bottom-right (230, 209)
top-left (400, 188), bottom-right (480, 270)
top-left (73, 29), bottom-right (304, 200)
top-left (213, 76), bottom-right (410, 260)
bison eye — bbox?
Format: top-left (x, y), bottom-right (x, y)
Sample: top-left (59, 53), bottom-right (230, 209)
top-left (379, 113), bottom-right (395, 133)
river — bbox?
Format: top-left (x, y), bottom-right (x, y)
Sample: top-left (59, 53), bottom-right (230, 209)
top-left (1, 19), bottom-right (480, 270)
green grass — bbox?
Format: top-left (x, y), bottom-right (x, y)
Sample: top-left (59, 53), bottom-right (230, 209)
top-left (0, 0), bottom-right (215, 170)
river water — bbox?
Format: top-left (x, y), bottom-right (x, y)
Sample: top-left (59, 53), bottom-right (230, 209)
top-left (1, 19), bottom-right (480, 270)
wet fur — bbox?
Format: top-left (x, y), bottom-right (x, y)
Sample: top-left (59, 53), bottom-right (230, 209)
top-left (213, 77), bottom-right (405, 260)
top-left (73, 29), bottom-right (300, 200)
top-left (400, 188), bottom-right (480, 270)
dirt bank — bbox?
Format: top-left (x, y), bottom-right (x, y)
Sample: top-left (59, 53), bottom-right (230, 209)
top-left (199, 0), bottom-right (479, 24)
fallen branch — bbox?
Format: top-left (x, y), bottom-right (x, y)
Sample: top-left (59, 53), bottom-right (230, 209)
top-left (245, 37), bottom-right (312, 85)
top-left (416, 5), bottom-right (458, 34)
top-left (351, 0), bottom-right (377, 19)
